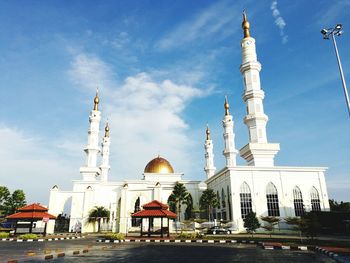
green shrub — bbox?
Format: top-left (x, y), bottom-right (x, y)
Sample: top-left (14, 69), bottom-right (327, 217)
top-left (176, 232), bottom-right (203, 239)
top-left (104, 232), bottom-right (125, 240)
top-left (0, 232), bottom-right (9, 238)
top-left (18, 234), bottom-right (38, 240)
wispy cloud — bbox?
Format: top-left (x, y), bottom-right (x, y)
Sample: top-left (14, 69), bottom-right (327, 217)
top-left (68, 53), bottom-right (209, 179)
top-left (313, 0), bottom-right (350, 26)
top-left (156, 1), bottom-right (240, 50)
top-left (270, 1), bottom-right (288, 44)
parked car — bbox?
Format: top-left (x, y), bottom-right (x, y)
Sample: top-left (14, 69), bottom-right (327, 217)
top-left (207, 226), bottom-right (230, 235)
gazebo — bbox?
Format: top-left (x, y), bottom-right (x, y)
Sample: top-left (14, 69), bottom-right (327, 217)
top-left (131, 200), bottom-right (176, 237)
top-left (6, 203), bottom-right (56, 235)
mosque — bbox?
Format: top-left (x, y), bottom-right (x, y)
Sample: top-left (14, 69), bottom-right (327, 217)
top-left (47, 13), bottom-right (330, 234)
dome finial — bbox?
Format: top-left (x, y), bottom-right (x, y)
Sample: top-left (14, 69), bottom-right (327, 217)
top-left (224, 95), bottom-right (230, 116)
top-left (93, 88), bottom-right (99, 111)
top-left (242, 10), bottom-right (250, 38)
top-left (104, 121), bottom-right (110, 137)
top-left (206, 124), bottom-right (211, 140)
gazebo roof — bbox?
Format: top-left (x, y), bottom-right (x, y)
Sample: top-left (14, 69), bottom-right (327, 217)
top-left (131, 200), bottom-right (176, 218)
top-left (6, 203), bottom-right (56, 220)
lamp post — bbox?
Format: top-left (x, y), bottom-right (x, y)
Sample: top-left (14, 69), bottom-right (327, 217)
top-left (321, 24), bottom-right (350, 117)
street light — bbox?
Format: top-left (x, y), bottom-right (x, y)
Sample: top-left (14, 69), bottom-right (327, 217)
top-left (321, 24), bottom-right (350, 117)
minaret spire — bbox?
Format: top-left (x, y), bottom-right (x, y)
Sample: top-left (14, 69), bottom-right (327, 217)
top-left (222, 96), bottom-right (238, 167)
top-left (239, 11), bottom-right (280, 167)
top-left (100, 122), bottom-right (111, 182)
top-left (93, 88), bottom-right (99, 111)
top-left (80, 90), bottom-right (102, 181)
top-left (242, 10), bottom-right (250, 38)
top-left (204, 125), bottom-right (216, 179)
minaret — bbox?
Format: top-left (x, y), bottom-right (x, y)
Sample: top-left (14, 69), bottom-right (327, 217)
top-left (204, 125), bottom-right (216, 179)
top-left (222, 97), bottom-right (238, 167)
top-left (100, 122), bottom-right (111, 182)
top-left (239, 12), bottom-right (280, 167)
top-left (80, 89), bottom-right (101, 180)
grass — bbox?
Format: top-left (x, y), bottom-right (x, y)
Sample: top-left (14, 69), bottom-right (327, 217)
top-left (104, 232), bottom-right (125, 240)
top-left (18, 233), bottom-right (38, 240)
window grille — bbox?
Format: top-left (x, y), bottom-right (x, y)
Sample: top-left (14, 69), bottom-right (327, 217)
top-left (293, 186), bottom-right (304, 216)
top-left (266, 182), bottom-right (280, 216)
top-left (240, 182), bottom-right (253, 219)
top-left (310, 187), bottom-right (321, 211)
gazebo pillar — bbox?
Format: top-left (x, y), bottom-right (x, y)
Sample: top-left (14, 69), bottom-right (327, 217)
top-left (140, 218), bottom-right (143, 236)
top-left (167, 218), bottom-right (170, 237)
top-left (148, 217), bottom-right (151, 237)
top-left (161, 217), bottom-right (163, 238)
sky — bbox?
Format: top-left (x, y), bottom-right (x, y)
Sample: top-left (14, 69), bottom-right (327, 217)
top-left (0, 0), bottom-right (349, 204)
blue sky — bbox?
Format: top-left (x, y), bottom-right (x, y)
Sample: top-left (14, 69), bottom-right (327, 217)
top-left (0, 0), bottom-right (349, 203)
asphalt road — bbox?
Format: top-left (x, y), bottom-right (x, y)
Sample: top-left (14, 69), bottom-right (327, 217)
top-left (0, 239), bottom-right (336, 263)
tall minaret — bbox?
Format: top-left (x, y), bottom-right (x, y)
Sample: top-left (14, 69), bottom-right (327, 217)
top-left (100, 122), bottom-right (111, 182)
top-left (239, 12), bottom-right (280, 167)
top-left (80, 90), bottom-right (101, 181)
top-left (204, 125), bottom-right (216, 179)
top-left (222, 96), bottom-right (238, 167)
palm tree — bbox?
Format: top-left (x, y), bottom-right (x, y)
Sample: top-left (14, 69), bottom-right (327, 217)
top-left (168, 182), bottom-right (190, 222)
top-left (88, 206), bottom-right (110, 232)
top-left (199, 189), bottom-right (219, 221)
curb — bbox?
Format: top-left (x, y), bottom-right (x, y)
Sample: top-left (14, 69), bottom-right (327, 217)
top-left (1, 236), bottom-right (84, 242)
top-left (315, 247), bottom-right (349, 263)
top-left (96, 239), bottom-right (258, 244)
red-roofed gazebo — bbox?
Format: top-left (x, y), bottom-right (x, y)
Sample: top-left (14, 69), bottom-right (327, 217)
top-left (131, 200), bottom-right (176, 237)
top-left (6, 203), bottom-right (56, 235)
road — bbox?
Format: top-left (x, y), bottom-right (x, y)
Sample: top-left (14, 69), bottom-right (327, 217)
top-left (0, 238), bottom-right (337, 263)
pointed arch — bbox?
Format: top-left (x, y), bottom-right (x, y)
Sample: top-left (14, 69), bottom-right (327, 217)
top-left (293, 186), bottom-right (304, 216)
top-left (310, 187), bottom-right (321, 211)
top-left (266, 182), bottom-right (280, 216)
top-left (240, 182), bottom-right (252, 219)
top-left (131, 197), bottom-right (141, 227)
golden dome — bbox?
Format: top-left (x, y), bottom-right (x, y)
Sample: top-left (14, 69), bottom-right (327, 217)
top-left (144, 156), bottom-right (174, 174)
top-left (206, 125), bottom-right (211, 140)
top-left (224, 96), bottom-right (230, 116)
top-left (104, 122), bottom-right (110, 137)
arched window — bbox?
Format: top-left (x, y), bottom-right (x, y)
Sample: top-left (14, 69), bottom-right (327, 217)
top-left (131, 197), bottom-right (141, 227)
top-left (266, 182), bottom-right (280, 216)
top-left (293, 186), bottom-right (304, 216)
top-left (310, 187), bottom-right (321, 211)
top-left (240, 182), bottom-right (252, 219)
top-left (227, 186), bottom-right (232, 221)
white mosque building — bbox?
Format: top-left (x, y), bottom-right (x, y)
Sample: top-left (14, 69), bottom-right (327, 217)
top-left (47, 13), bottom-right (330, 234)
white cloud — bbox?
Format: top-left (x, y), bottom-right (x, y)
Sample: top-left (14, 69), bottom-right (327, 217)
top-left (156, 1), bottom-right (240, 50)
top-left (0, 126), bottom-right (77, 204)
top-left (68, 53), bottom-right (209, 180)
top-left (68, 53), bottom-right (115, 93)
top-left (270, 1), bottom-right (288, 44)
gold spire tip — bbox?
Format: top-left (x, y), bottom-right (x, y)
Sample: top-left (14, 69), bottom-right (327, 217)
top-left (242, 10), bottom-right (250, 38)
top-left (205, 125), bottom-right (211, 140)
top-left (93, 88), bottom-right (99, 111)
top-left (104, 122), bottom-right (110, 137)
top-left (224, 96), bottom-right (230, 116)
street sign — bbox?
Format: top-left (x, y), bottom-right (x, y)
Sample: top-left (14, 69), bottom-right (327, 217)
top-left (42, 217), bottom-right (49, 223)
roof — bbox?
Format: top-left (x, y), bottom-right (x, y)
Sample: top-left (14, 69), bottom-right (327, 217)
top-left (144, 156), bottom-right (174, 174)
top-left (17, 203), bottom-right (48, 212)
top-left (142, 200), bottom-right (168, 210)
top-left (131, 209), bottom-right (176, 219)
top-left (6, 211), bottom-right (56, 220)
top-left (131, 200), bottom-right (176, 219)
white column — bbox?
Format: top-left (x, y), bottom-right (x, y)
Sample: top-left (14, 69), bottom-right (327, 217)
top-left (100, 123), bottom-right (111, 182)
top-left (80, 91), bottom-right (101, 180)
top-left (222, 97), bottom-right (238, 168)
top-left (239, 12), bottom-right (279, 167)
top-left (204, 126), bottom-right (216, 179)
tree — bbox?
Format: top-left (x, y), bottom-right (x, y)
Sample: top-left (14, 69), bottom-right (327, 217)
top-left (244, 212), bottom-right (260, 236)
top-left (199, 189), bottom-right (219, 222)
top-left (302, 212), bottom-right (321, 239)
top-left (329, 199), bottom-right (350, 212)
top-left (260, 216), bottom-right (280, 237)
top-left (285, 217), bottom-right (307, 243)
top-left (0, 186), bottom-right (10, 211)
top-left (184, 193), bottom-right (193, 220)
top-left (88, 206), bottom-right (110, 232)
top-left (5, 189), bottom-right (26, 215)
top-left (168, 182), bottom-right (190, 222)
